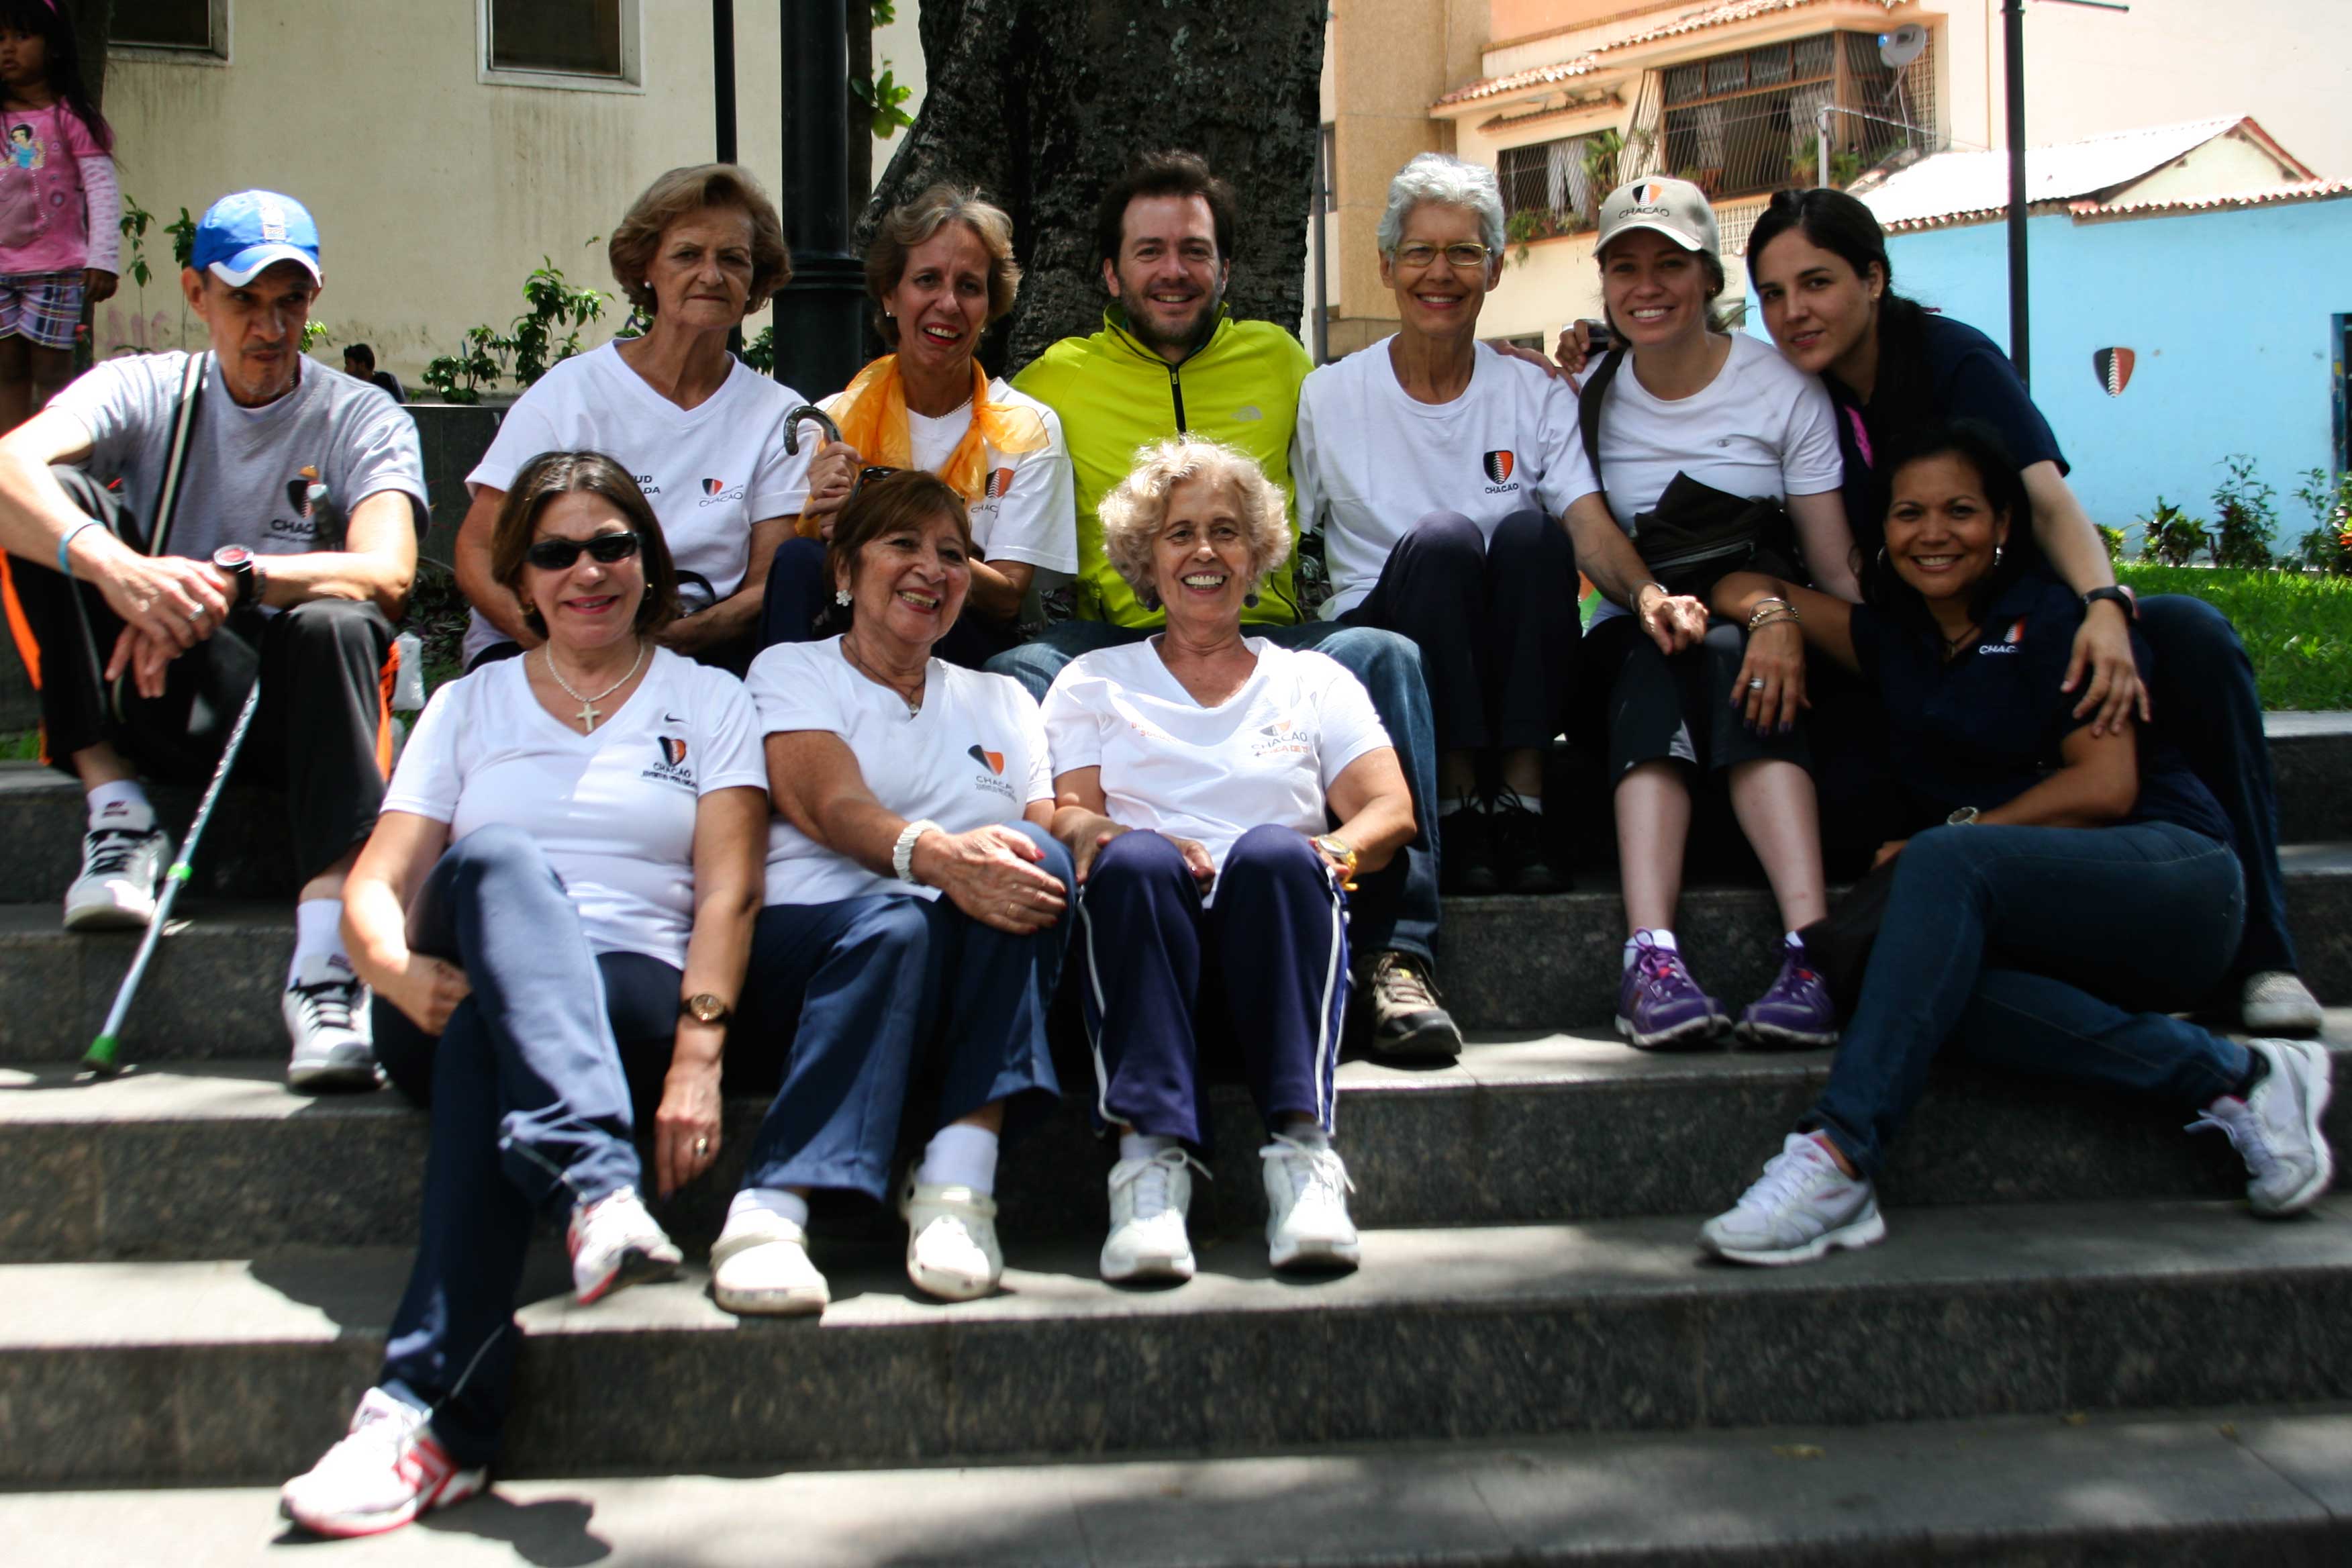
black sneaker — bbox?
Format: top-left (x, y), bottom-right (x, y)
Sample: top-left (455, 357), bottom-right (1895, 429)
top-left (1358, 950), bottom-right (1463, 1060)
top-left (1439, 806), bottom-right (1500, 895)
top-left (1489, 796), bottom-right (1562, 895)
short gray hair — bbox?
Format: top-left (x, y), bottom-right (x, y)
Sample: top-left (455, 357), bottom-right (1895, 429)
top-left (1376, 152), bottom-right (1506, 256)
top-left (1098, 436), bottom-right (1291, 612)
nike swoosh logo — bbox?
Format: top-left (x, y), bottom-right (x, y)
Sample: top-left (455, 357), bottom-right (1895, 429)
top-left (664, 713), bottom-right (685, 723)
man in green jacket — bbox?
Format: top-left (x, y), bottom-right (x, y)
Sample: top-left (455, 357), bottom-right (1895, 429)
top-left (991, 150), bottom-right (1458, 1059)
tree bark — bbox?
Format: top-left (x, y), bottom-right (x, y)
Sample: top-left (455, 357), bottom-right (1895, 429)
top-left (867, 0), bottom-right (1326, 375)
top-left (70, 0), bottom-right (113, 112)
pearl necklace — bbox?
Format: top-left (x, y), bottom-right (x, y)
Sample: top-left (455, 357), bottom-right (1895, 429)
top-left (541, 640), bottom-right (646, 732)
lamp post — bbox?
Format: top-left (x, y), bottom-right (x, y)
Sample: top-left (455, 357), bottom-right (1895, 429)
top-left (774, 0), bottom-right (867, 395)
top-left (2004, 0), bottom-right (2131, 392)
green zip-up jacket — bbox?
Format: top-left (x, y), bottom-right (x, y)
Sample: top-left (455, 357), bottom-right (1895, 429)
top-left (1012, 305), bottom-right (1312, 628)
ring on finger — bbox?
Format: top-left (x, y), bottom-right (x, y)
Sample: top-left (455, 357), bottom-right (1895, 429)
top-left (1747, 677), bottom-right (1767, 691)
top-left (694, 1137), bottom-right (709, 1156)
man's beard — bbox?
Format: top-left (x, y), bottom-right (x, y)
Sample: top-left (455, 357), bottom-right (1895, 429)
top-left (1123, 280), bottom-right (1225, 358)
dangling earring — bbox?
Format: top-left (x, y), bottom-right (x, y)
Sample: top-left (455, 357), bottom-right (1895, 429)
top-left (1994, 544), bottom-right (2004, 567)
top-left (1242, 589), bottom-right (1260, 609)
top-left (1875, 546), bottom-right (1888, 571)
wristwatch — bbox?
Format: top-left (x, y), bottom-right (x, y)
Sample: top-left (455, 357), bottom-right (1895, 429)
top-left (1311, 834), bottom-right (1359, 890)
top-left (679, 993), bottom-right (732, 1026)
top-left (892, 818), bottom-right (943, 884)
top-left (212, 545), bottom-right (260, 607)
top-left (2083, 585), bottom-right (2137, 620)
top-left (1947, 806), bottom-right (1981, 826)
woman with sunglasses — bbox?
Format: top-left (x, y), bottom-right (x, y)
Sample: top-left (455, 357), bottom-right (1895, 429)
top-left (756, 184), bottom-right (1076, 667)
top-left (1289, 152), bottom-right (1588, 899)
top-left (280, 450), bottom-right (769, 1538)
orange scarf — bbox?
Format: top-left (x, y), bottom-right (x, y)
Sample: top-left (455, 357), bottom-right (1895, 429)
top-left (801, 356), bottom-right (1048, 538)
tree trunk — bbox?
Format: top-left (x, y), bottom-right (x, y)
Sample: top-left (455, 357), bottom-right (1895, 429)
top-left (867, 0), bottom-right (1326, 375)
top-left (846, 1), bottom-right (874, 207)
top-left (70, 0), bottom-right (113, 111)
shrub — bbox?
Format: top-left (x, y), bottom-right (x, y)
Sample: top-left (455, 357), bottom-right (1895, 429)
top-left (2209, 454), bottom-right (2275, 570)
top-left (421, 256), bottom-right (609, 404)
top-left (2290, 467), bottom-right (2352, 575)
top-left (2139, 498), bottom-right (2209, 567)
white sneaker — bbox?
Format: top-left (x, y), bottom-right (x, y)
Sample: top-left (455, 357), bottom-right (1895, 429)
top-left (284, 951), bottom-right (382, 1092)
top-left (2188, 1038), bottom-right (2335, 1216)
top-left (565, 1185), bottom-right (681, 1305)
top-left (1699, 1131), bottom-right (1887, 1266)
top-left (2243, 972), bottom-right (2324, 1036)
top-left (62, 822), bottom-right (171, 931)
top-left (279, 1386), bottom-right (485, 1539)
top-left (898, 1176), bottom-right (1002, 1302)
top-left (710, 1207), bottom-right (830, 1316)
top-left (1261, 1133), bottom-right (1360, 1271)
top-left (1101, 1146), bottom-right (1203, 1283)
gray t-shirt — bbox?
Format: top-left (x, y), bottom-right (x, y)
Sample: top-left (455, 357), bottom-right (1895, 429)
top-left (51, 351), bottom-right (429, 560)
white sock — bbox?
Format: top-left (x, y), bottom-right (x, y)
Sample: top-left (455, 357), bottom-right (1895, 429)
top-left (1277, 1120), bottom-right (1330, 1151)
top-left (287, 899), bottom-right (351, 985)
top-left (1623, 928), bottom-right (1679, 971)
top-left (916, 1122), bottom-right (1000, 1195)
top-left (1119, 1131), bottom-right (1179, 1165)
top-left (1496, 789), bottom-right (1542, 816)
top-left (1785, 931), bottom-right (1805, 950)
top-left (728, 1187), bottom-right (810, 1230)
top-left (86, 779), bottom-right (154, 834)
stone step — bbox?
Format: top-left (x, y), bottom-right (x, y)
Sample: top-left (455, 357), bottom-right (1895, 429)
top-left (3, 1197), bottom-right (2347, 1486)
top-left (9, 1025), bottom-right (2346, 1263)
top-left (2, 711), bottom-right (2347, 903)
top-left (7, 1405), bottom-right (2349, 1565)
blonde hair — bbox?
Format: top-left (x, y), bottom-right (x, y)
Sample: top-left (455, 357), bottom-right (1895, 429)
top-left (865, 183), bottom-right (1022, 346)
top-left (608, 164), bottom-right (791, 317)
top-left (1098, 436), bottom-right (1291, 611)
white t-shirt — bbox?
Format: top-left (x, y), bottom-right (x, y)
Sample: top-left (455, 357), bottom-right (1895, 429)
top-left (1587, 332), bottom-right (1843, 626)
top-left (745, 637), bottom-right (1054, 906)
top-left (463, 343), bottom-right (816, 660)
top-left (382, 648), bottom-right (769, 969)
top-left (818, 377), bottom-right (1078, 573)
top-left (1293, 338), bottom-right (1597, 618)
top-left (1040, 639), bottom-right (1391, 879)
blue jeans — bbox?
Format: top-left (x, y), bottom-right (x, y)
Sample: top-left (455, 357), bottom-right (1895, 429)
top-left (733, 822), bottom-right (1071, 1197)
top-left (1812, 820), bottom-right (2250, 1179)
top-left (989, 620), bottom-right (1440, 965)
top-left (371, 826), bottom-right (677, 1466)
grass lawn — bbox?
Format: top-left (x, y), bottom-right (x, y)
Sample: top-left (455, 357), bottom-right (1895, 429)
top-left (2118, 565), bottom-right (2352, 712)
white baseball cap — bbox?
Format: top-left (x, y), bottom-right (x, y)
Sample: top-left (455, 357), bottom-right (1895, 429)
top-left (1596, 176), bottom-right (1720, 257)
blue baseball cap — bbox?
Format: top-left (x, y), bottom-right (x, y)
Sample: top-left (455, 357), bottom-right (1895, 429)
top-left (191, 190), bottom-right (323, 287)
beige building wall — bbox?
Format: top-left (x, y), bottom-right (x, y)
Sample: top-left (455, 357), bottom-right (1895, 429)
top-left (97, 0), bottom-right (930, 389)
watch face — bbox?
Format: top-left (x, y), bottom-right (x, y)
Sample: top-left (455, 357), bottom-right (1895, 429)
top-left (213, 546), bottom-right (252, 568)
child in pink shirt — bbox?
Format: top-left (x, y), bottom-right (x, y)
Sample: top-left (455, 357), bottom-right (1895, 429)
top-left (0, 0), bottom-right (117, 430)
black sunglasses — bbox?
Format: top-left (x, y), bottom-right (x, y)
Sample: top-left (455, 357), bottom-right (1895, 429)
top-left (526, 532), bottom-right (642, 571)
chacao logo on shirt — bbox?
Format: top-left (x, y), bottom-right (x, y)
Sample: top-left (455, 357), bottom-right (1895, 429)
top-left (983, 468), bottom-right (1014, 500)
top-left (1482, 449), bottom-right (1520, 494)
top-left (643, 735), bottom-right (695, 788)
top-left (1251, 719), bottom-right (1310, 759)
top-left (698, 475), bottom-right (745, 508)
top-left (1979, 617), bottom-right (2027, 656)
top-left (968, 742), bottom-right (1016, 799)
top-left (268, 464), bottom-right (329, 540)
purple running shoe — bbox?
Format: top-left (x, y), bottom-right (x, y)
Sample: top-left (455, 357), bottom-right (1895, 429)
top-left (1736, 943), bottom-right (1841, 1049)
top-left (1615, 935), bottom-right (1728, 1050)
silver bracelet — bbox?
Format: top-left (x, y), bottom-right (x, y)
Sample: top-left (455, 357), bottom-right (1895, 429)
top-left (891, 818), bottom-right (943, 885)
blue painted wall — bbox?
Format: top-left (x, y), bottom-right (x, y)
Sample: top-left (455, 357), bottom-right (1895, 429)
top-left (1873, 198), bottom-right (2352, 542)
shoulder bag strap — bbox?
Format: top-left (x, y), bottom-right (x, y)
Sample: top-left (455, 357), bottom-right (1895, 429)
top-left (1576, 347), bottom-right (1626, 498)
top-left (144, 350), bottom-right (207, 559)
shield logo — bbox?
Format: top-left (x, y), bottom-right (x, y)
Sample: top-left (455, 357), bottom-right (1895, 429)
top-left (1644, 180), bottom-right (1666, 205)
top-left (984, 468), bottom-right (1014, 499)
top-left (967, 743), bottom-right (1004, 775)
top-left (2093, 347), bottom-right (2136, 397)
top-left (702, 477), bottom-right (726, 497)
top-left (660, 737), bottom-right (688, 767)
top-left (1482, 450), bottom-right (1516, 485)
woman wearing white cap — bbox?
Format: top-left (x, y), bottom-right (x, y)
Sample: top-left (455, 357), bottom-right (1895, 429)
top-left (1557, 176), bottom-right (1860, 1055)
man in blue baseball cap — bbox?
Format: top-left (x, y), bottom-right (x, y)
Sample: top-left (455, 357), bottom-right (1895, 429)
top-left (0, 187), bottom-right (426, 1092)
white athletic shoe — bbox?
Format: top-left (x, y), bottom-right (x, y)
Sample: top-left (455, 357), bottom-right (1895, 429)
top-left (62, 822), bottom-right (171, 931)
top-left (2188, 1037), bottom-right (2336, 1216)
top-left (279, 1386), bottom-right (485, 1540)
top-left (2242, 972), bottom-right (2324, 1036)
top-left (1261, 1133), bottom-right (1361, 1271)
top-left (710, 1207), bottom-right (830, 1316)
top-left (284, 951), bottom-right (381, 1092)
top-left (899, 1177), bottom-right (1003, 1302)
top-left (565, 1185), bottom-right (681, 1305)
top-left (1101, 1146), bottom-right (1202, 1283)
top-left (1700, 1131), bottom-right (1887, 1266)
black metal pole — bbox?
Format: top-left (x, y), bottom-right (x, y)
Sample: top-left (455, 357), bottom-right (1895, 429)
top-left (1311, 132), bottom-right (1330, 364)
top-left (774, 0), bottom-right (867, 396)
top-left (713, 0), bottom-right (737, 164)
top-left (2004, 0), bottom-right (2030, 389)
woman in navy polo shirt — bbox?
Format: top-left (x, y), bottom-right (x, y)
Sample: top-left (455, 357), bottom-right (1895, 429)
top-left (1738, 187), bottom-right (2318, 1037)
top-left (1696, 423), bottom-right (2331, 1267)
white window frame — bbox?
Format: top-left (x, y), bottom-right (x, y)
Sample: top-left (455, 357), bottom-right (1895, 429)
top-left (109, 0), bottom-right (232, 66)
top-left (477, 0), bottom-right (644, 95)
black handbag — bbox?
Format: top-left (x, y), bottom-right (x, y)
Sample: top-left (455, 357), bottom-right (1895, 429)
top-left (1794, 856), bottom-right (1900, 1016)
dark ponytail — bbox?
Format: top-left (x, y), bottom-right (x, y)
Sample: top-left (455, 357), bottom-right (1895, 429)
top-left (1747, 187), bottom-right (1936, 428)
top-left (0, 0), bottom-right (113, 153)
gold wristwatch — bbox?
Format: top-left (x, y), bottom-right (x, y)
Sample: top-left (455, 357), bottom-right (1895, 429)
top-left (1312, 834), bottom-right (1359, 891)
top-left (680, 993), bottom-right (732, 1026)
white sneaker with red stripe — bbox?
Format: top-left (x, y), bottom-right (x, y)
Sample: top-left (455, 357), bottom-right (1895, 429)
top-left (279, 1386), bottom-right (485, 1538)
top-left (566, 1185), bottom-right (682, 1305)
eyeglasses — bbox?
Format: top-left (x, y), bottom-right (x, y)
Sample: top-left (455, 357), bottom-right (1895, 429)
top-left (859, 465), bottom-right (900, 488)
top-left (1393, 241), bottom-right (1496, 271)
top-left (525, 532), bottom-right (642, 571)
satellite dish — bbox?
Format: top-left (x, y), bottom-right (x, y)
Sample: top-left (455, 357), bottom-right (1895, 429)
top-left (1879, 23), bottom-right (1928, 68)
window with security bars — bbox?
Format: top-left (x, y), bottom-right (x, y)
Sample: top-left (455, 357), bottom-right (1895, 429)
top-left (489, 0), bottom-right (626, 78)
top-left (113, 0), bottom-right (219, 52)
top-left (1660, 30), bottom-right (1937, 202)
top-left (1497, 133), bottom-right (1610, 243)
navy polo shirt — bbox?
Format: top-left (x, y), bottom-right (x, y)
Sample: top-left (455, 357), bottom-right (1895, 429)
top-left (1848, 570), bottom-right (2232, 844)
top-left (1829, 313), bottom-right (2068, 565)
